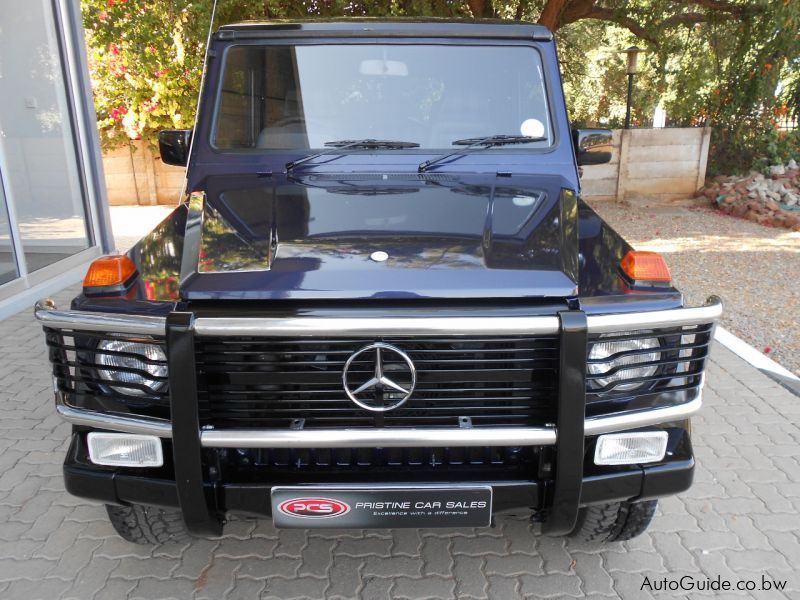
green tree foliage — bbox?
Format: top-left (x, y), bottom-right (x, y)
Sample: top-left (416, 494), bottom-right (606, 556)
top-left (82, 0), bottom-right (472, 147)
top-left (83, 0), bottom-right (273, 147)
top-left (530, 0), bottom-right (800, 172)
top-left (648, 0), bottom-right (800, 173)
top-left (82, 0), bottom-right (799, 173)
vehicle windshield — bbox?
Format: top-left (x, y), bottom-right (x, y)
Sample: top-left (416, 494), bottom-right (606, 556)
top-left (213, 43), bottom-right (552, 151)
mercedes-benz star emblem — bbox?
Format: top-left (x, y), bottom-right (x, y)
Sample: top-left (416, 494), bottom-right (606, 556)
top-left (342, 342), bottom-right (416, 412)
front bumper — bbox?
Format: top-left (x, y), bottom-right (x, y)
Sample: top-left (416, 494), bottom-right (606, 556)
top-left (63, 428), bottom-right (695, 519)
top-left (37, 296), bottom-right (721, 536)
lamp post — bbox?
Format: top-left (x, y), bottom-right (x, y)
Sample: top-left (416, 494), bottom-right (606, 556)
top-left (623, 46), bottom-right (642, 129)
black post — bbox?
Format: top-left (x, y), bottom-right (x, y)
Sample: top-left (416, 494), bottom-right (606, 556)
top-left (167, 312), bottom-right (222, 536)
top-left (541, 310), bottom-right (588, 536)
top-left (625, 73), bottom-right (635, 129)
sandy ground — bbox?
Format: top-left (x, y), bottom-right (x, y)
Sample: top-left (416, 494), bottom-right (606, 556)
top-left (589, 198), bottom-right (800, 376)
top-left (109, 202), bottom-right (800, 375)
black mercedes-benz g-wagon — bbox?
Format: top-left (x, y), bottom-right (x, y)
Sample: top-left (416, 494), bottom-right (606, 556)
top-left (36, 19), bottom-right (721, 544)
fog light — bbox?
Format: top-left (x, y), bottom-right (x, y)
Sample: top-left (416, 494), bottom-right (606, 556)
top-left (594, 431), bottom-right (668, 465)
top-left (87, 433), bottom-right (163, 467)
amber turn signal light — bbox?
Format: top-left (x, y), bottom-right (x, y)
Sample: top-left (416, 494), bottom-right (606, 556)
top-left (83, 255), bottom-right (138, 289)
top-left (620, 250), bottom-right (671, 282)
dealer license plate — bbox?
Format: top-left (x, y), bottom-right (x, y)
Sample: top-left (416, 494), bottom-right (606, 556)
top-left (271, 486), bottom-right (493, 528)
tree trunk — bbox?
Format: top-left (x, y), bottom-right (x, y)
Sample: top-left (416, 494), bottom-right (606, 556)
top-left (538, 0), bottom-right (570, 30)
top-left (467, 0), bottom-right (494, 18)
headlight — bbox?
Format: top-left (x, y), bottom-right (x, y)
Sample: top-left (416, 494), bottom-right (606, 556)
top-left (96, 340), bottom-right (167, 396)
top-left (588, 336), bottom-right (661, 391)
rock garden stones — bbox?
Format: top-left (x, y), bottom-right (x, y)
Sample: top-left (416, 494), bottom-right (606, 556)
top-left (698, 160), bottom-right (800, 230)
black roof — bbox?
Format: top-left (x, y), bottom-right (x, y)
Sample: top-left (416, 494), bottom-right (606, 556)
top-left (216, 18), bottom-right (552, 41)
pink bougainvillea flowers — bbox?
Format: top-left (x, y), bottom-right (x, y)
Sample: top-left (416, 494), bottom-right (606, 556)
top-left (110, 106), bottom-right (127, 121)
top-left (142, 99), bottom-right (159, 113)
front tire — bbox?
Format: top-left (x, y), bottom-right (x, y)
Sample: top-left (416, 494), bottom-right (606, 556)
top-left (569, 500), bottom-right (657, 542)
top-left (106, 504), bottom-right (190, 544)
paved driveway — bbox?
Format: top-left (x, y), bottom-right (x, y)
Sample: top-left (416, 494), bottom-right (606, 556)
top-left (1, 286), bottom-right (798, 599)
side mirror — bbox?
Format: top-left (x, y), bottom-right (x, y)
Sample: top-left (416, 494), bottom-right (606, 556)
top-left (573, 129), bottom-right (612, 166)
top-left (158, 129), bottom-right (192, 167)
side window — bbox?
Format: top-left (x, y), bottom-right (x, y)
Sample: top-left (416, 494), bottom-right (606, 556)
top-left (215, 47), bottom-right (254, 148)
top-left (259, 47), bottom-right (306, 149)
top-left (215, 46), bottom-right (305, 150)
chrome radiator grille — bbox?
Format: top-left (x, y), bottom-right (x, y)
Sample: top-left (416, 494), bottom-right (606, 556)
top-left (195, 336), bottom-right (559, 429)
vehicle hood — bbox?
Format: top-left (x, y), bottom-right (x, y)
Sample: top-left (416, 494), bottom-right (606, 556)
top-left (179, 173), bottom-right (579, 300)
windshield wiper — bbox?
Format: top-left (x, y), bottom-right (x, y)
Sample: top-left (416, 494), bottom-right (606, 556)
top-left (285, 139), bottom-right (419, 171)
top-left (418, 134), bottom-right (547, 172)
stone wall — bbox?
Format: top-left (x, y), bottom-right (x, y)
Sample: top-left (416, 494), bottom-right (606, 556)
top-left (102, 140), bottom-right (185, 205)
top-left (101, 127), bottom-right (712, 205)
top-left (581, 127), bottom-right (712, 202)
